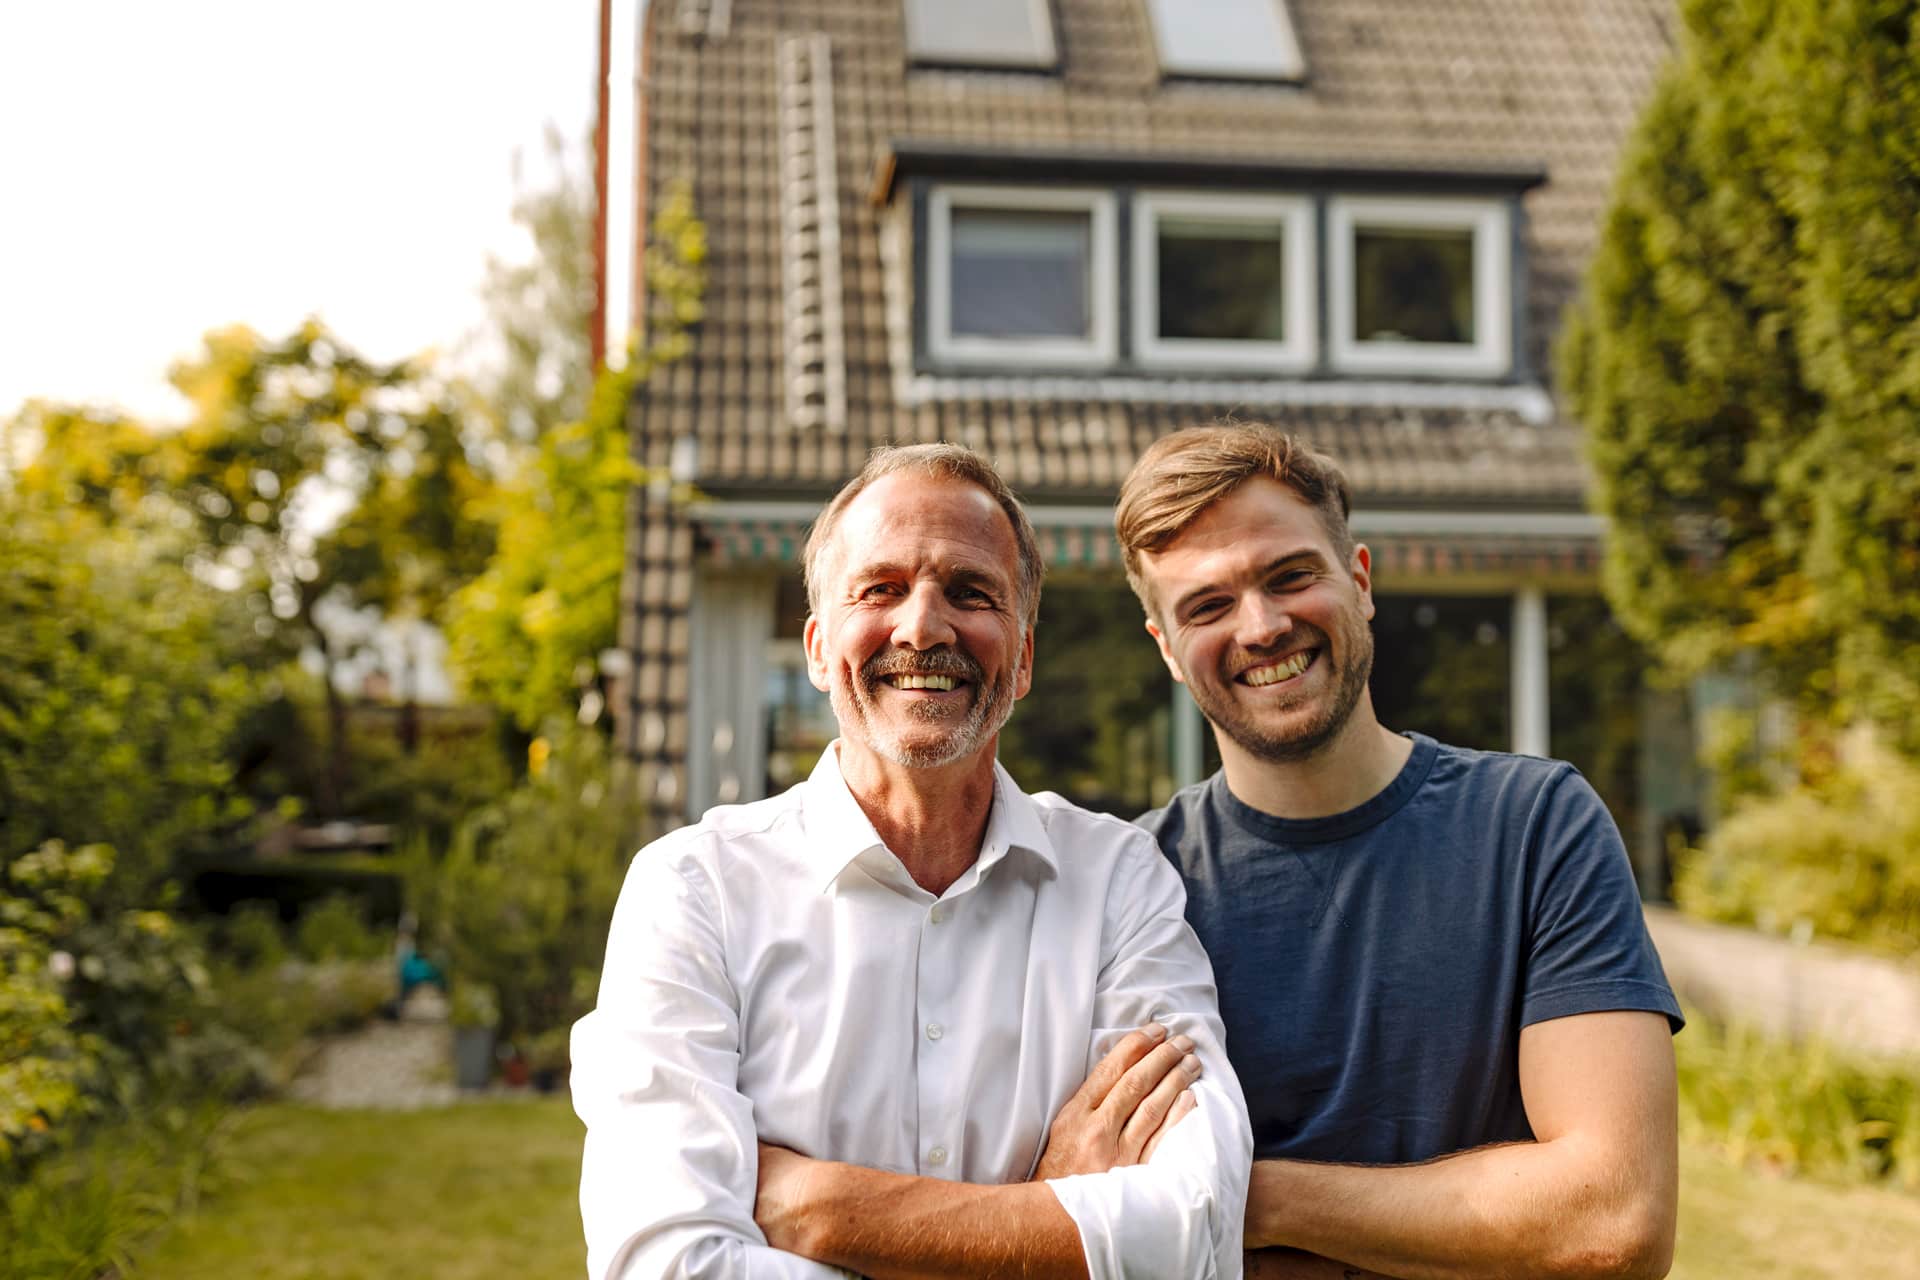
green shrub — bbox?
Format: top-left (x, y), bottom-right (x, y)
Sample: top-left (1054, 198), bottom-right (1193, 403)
top-left (0, 498), bottom-right (262, 901)
top-left (294, 894), bottom-right (388, 963)
top-left (1674, 738), bottom-right (1920, 955)
top-left (0, 1097), bottom-right (233, 1280)
top-left (1677, 1010), bottom-right (1920, 1189)
top-left (405, 723), bottom-right (647, 1043)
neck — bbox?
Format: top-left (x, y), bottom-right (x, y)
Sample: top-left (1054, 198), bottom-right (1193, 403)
top-left (1217, 703), bottom-right (1412, 820)
top-left (835, 738), bottom-right (999, 896)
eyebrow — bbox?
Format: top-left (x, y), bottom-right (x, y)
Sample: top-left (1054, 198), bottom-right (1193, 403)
top-left (846, 560), bottom-right (1012, 595)
top-left (1169, 549), bottom-right (1330, 620)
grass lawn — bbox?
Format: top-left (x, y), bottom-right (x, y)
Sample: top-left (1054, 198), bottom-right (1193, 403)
top-left (139, 1099), bottom-right (587, 1280)
top-left (138, 1098), bottom-right (1920, 1279)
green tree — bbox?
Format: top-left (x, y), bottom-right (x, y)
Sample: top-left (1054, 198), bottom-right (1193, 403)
top-left (447, 180), bottom-right (707, 730)
top-left (1560, 0), bottom-right (1920, 750)
top-left (0, 496), bottom-right (257, 896)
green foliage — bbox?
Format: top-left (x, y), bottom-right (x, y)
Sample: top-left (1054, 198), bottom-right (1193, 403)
top-left (0, 1100), bottom-right (235, 1280)
top-left (1678, 1009), bottom-right (1920, 1190)
top-left (472, 124), bottom-right (597, 448)
top-left (404, 725), bottom-right (647, 1042)
top-left (293, 895), bottom-right (388, 963)
top-left (447, 180), bottom-right (707, 730)
top-left (1561, 0), bottom-right (1920, 749)
top-left (0, 497), bottom-right (259, 896)
top-left (1674, 737), bottom-right (1920, 955)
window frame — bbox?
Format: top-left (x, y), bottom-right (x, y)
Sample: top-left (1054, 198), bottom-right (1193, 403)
top-left (1144, 0), bottom-right (1307, 83)
top-left (1131, 190), bottom-right (1317, 373)
top-left (924, 183), bottom-right (1119, 370)
top-left (903, 0), bottom-right (1059, 71)
top-left (1327, 195), bottom-right (1513, 378)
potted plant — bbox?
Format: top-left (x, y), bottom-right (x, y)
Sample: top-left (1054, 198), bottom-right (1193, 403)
top-left (449, 979), bottom-right (500, 1090)
top-left (527, 1026), bottom-right (573, 1094)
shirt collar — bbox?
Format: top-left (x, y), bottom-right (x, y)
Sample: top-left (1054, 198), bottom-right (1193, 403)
top-left (801, 741), bottom-right (1060, 895)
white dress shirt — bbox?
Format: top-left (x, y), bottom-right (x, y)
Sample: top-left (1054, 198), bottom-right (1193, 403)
top-left (572, 743), bottom-right (1251, 1279)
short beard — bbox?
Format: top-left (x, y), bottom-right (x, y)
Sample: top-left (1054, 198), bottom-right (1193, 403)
top-left (1200, 625), bottom-right (1374, 765)
top-left (834, 646), bottom-right (1016, 769)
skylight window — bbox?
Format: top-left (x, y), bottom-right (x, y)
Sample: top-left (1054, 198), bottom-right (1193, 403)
top-left (903, 0), bottom-right (1057, 69)
top-left (1145, 0), bottom-right (1306, 81)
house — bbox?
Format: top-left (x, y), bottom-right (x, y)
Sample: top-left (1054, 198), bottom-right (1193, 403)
top-left (593, 0), bottom-right (1697, 887)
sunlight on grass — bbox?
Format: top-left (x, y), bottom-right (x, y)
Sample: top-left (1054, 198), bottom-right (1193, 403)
top-left (140, 1099), bottom-right (585, 1280)
top-left (136, 1096), bottom-right (1920, 1279)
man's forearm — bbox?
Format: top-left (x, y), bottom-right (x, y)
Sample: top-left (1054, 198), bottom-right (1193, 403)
top-left (1247, 1139), bottom-right (1673, 1280)
top-left (766, 1158), bottom-right (1088, 1280)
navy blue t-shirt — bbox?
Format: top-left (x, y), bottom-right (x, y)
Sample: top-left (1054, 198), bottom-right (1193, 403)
top-left (1139, 733), bottom-right (1682, 1164)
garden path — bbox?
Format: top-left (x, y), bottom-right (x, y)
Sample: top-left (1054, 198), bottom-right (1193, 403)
top-left (287, 987), bottom-right (460, 1110)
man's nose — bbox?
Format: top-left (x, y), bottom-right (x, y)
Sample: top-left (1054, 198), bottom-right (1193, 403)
top-left (1234, 592), bottom-right (1293, 650)
top-left (890, 582), bottom-right (958, 650)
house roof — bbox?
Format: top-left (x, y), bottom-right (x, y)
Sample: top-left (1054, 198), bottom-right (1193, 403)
top-left (631, 0), bottom-right (1676, 509)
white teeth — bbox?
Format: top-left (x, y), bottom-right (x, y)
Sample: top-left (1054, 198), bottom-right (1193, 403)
top-left (892, 674), bottom-right (956, 691)
top-left (1243, 651), bottom-right (1311, 687)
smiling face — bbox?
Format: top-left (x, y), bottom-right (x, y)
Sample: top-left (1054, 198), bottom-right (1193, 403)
top-left (804, 471), bottom-right (1034, 772)
top-left (1139, 476), bottom-right (1377, 765)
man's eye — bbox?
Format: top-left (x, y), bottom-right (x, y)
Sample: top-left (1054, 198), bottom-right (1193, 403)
top-left (1271, 572), bottom-right (1311, 591)
top-left (1187, 600), bottom-right (1226, 621)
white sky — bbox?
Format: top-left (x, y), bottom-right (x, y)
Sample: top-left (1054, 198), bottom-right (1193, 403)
top-left (0, 1), bottom-right (601, 424)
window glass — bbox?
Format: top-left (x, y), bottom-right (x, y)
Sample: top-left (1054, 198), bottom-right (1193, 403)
top-left (904, 0), bottom-right (1055, 68)
top-left (1353, 226), bottom-right (1477, 345)
top-left (1146, 0), bottom-right (1305, 79)
top-left (949, 207), bottom-right (1091, 340)
top-left (1156, 216), bottom-right (1288, 342)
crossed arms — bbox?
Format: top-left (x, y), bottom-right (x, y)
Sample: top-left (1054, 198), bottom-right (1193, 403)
top-left (757, 1007), bottom-right (1676, 1280)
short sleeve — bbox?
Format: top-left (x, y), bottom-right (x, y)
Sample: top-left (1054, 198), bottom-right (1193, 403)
top-left (1520, 768), bottom-right (1684, 1034)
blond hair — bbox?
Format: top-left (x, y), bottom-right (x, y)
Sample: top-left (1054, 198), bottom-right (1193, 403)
top-left (1115, 423), bottom-right (1353, 615)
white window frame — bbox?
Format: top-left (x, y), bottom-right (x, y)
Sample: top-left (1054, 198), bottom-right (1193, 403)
top-left (926, 184), bottom-right (1119, 369)
top-left (1145, 0), bottom-right (1307, 82)
top-left (903, 0), bottom-right (1057, 70)
top-left (1132, 191), bottom-right (1316, 372)
top-left (1328, 196), bottom-right (1512, 378)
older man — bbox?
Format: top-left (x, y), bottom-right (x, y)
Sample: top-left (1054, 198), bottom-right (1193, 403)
top-left (1105, 422), bottom-right (1683, 1279)
top-left (571, 443), bottom-right (1251, 1278)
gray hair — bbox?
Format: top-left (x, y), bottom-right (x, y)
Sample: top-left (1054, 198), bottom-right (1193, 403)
top-left (803, 443), bottom-right (1044, 628)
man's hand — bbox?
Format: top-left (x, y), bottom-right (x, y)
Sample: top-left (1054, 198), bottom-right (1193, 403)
top-left (1032, 1022), bottom-right (1202, 1180)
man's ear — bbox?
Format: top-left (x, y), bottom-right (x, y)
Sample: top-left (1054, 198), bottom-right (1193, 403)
top-left (1144, 619), bottom-right (1185, 685)
top-left (1013, 626), bottom-right (1035, 700)
top-left (1350, 543), bottom-right (1376, 622)
top-left (803, 615), bottom-right (830, 692)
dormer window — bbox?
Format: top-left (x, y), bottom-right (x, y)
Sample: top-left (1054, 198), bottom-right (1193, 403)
top-left (1145, 0), bottom-right (1306, 82)
top-left (925, 185), bottom-right (1118, 368)
top-left (1328, 197), bottom-right (1511, 377)
top-left (882, 146), bottom-right (1541, 386)
top-left (1133, 192), bottom-right (1315, 372)
top-left (903, 0), bottom-right (1057, 70)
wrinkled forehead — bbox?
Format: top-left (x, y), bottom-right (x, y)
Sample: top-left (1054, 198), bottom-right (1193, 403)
top-left (828, 473), bottom-right (1020, 581)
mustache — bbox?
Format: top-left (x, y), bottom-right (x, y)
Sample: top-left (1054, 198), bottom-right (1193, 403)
top-left (861, 647), bottom-right (983, 684)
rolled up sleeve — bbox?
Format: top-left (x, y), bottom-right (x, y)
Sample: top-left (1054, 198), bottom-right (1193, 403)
top-left (571, 845), bottom-right (850, 1280)
top-left (1045, 840), bottom-right (1253, 1279)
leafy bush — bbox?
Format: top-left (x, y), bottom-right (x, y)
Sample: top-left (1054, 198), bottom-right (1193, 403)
top-left (1678, 1009), bottom-right (1920, 1189)
top-left (0, 1097), bottom-right (234, 1280)
top-left (0, 498), bottom-right (261, 900)
top-left (405, 723), bottom-right (647, 1043)
top-left (294, 894), bottom-right (388, 963)
top-left (1674, 738), bottom-right (1920, 955)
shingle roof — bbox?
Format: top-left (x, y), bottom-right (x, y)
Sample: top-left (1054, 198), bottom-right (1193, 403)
top-left (632, 0), bottom-right (1675, 506)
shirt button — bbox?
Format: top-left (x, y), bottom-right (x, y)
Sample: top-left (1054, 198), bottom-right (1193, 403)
top-left (927, 1146), bottom-right (948, 1167)
top-left (925, 1022), bottom-right (944, 1041)
top-left (929, 906), bottom-right (946, 924)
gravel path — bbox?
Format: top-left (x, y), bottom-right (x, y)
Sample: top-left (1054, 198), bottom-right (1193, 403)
top-left (287, 989), bottom-right (461, 1110)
